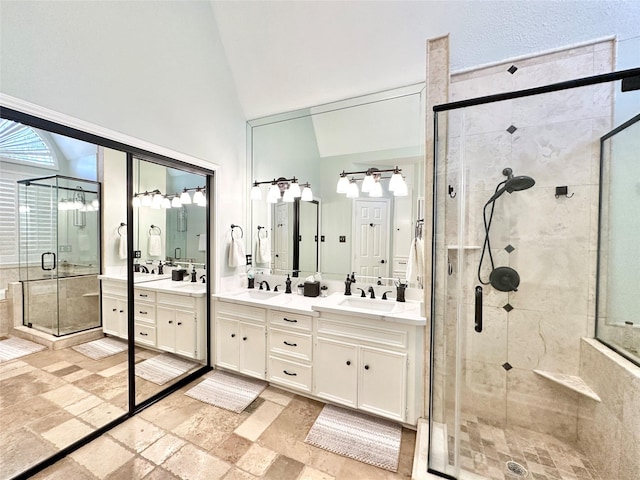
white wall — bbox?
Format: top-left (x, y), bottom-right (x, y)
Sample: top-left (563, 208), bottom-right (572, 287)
top-left (0, 0), bottom-right (247, 283)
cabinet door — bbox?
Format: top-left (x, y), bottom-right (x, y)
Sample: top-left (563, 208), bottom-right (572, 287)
top-left (239, 322), bottom-right (266, 379)
top-left (315, 337), bottom-right (357, 408)
top-left (102, 296), bottom-right (127, 339)
top-left (156, 306), bottom-right (176, 352)
top-left (358, 346), bottom-right (407, 421)
top-left (216, 317), bottom-right (239, 371)
top-left (175, 310), bottom-right (197, 359)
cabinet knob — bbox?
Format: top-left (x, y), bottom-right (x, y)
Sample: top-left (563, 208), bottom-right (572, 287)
top-left (119, 310), bottom-right (124, 313)
top-left (231, 333), bottom-right (236, 338)
top-left (364, 365), bottom-right (370, 370)
top-left (168, 321), bottom-right (173, 324)
top-left (177, 322), bottom-right (182, 326)
top-left (112, 308), bottom-right (117, 312)
top-left (346, 360), bottom-right (351, 366)
top-left (242, 337), bottom-right (247, 341)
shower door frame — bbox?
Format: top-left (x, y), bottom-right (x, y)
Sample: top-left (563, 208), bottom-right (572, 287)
top-left (427, 67), bottom-right (640, 479)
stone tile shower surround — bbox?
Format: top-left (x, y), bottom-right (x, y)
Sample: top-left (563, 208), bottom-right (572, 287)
top-left (435, 39), bottom-right (615, 446)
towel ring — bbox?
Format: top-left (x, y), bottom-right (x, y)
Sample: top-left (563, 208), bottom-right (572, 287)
top-left (230, 224), bottom-right (243, 239)
top-left (257, 225), bottom-right (268, 239)
top-left (149, 225), bottom-right (162, 236)
top-left (117, 223), bottom-right (126, 237)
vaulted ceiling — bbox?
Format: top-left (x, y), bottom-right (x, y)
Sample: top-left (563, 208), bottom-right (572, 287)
top-left (210, 0), bottom-right (640, 120)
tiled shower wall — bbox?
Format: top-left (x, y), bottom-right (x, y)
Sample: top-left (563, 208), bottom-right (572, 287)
top-left (438, 39), bottom-right (615, 441)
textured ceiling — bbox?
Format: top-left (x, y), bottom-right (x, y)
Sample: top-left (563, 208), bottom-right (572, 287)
top-left (211, 1), bottom-right (640, 120)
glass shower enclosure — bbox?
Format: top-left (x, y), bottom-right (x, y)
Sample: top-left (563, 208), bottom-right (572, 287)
top-left (18, 175), bottom-right (101, 336)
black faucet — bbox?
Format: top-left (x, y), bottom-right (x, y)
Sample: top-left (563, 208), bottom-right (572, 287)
top-left (259, 280), bottom-right (270, 291)
top-left (344, 274), bottom-right (353, 296)
top-left (199, 274), bottom-right (206, 284)
top-left (367, 286), bottom-right (376, 299)
top-left (382, 290), bottom-right (392, 300)
top-left (357, 287), bottom-right (366, 298)
top-left (273, 284), bottom-right (282, 292)
top-left (139, 265), bottom-right (149, 273)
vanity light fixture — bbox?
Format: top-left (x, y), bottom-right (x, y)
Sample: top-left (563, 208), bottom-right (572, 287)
top-left (132, 195), bottom-right (141, 208)
top-left (132, 186), bottom-right (206, 209)
top-left (336, 172), bottom-right (350, 194)
top-left (301, 183), bottom-right (313, 201)
top-left (369, 180), bottom-right (383, 198)
top-left (388, 168), bottom-right (403, 192)
top-left (266, 181), bottom-right (280, 203)
top-left (252, 176), bottom-right (312, 203)
top-left (361, 170), bottom-right (376, 193)
top-left (288, 179), bottom-right (302, 198)
top-left (346, 178), bottom-right (359, 198)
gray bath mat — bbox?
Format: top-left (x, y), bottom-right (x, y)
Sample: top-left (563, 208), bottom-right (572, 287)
top-left (305, 404), bottom-right (402, 472)
top-left (185, 370), bottom-right (267, 413)
top-left (0, 337), bottom-right (46, 363)
top-left (135, 353), bottom-right (198, 385)
top-left (72, 337), bottom-right (128, 360)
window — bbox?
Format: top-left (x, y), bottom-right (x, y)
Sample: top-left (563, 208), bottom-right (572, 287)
top-left (0, 119), bottom-right (57, 169)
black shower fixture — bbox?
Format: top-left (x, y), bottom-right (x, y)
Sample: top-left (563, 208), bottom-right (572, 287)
top-left (478, 167), bottom-right (535, 292)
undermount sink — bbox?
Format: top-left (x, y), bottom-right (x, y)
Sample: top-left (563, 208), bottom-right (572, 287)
top-left (338, 296), bottom-right (400, 313)
top-left (231, 290), bottom-right (282, 301)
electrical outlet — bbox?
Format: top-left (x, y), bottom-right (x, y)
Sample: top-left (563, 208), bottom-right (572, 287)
top-left (339, 235), bottom-right (346, 243)
top-left (134, 250), bottom-right (142, 258)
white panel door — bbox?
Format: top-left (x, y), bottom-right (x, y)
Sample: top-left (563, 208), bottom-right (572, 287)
top-left (353, 199), bottom-right (389, 277)
top-left (273, 203), bottom-right (290, 271)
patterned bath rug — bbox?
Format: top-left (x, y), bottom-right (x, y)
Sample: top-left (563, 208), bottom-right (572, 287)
top-left (0, 337), bottom-right (46, 363)
top-left (185, 370), bottom-right (268, 413)
top-left (305, 403), bottom-right (402, 472)
top-left (135, 353), bottom-right (199, 385)
top-left (72, 337), bottom-right (128, 360)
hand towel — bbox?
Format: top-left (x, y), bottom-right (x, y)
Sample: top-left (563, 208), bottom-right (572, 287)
top-left (148, 234), bottom-right (162, 257)
top-left (255, 232), bottom-right (271, 264)
top-left (198, 234), bottom-right (207, 252)
top-left (406, 237), bottom-right (424, 287)
top-left (228, 237), bottom-right (246, 268)
top-left (118, 233), bottom-right (127, 260)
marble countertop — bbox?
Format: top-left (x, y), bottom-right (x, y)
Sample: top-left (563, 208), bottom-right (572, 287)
top-left (99, 274), bottom-right (206, 297)
top-left (213, 291), bottom-right (426, 326)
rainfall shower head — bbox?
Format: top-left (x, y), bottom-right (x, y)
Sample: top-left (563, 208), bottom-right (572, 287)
top-left (485, 168), bottom-right (535, 204)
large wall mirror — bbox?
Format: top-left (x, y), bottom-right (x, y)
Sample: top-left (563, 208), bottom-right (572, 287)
top-left (248, 84), bottom-right (425, 283)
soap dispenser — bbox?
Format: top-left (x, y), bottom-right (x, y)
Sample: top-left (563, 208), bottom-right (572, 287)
top-left (285, 274), bottom-right (292, 294)
top-left (190, 266), bottom-right (197, 283)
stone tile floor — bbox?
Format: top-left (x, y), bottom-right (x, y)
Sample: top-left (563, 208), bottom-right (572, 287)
top-left (0, 342), bottom-right (416, 480)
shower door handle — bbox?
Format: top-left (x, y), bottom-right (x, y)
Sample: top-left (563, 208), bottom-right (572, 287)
top-left (41, 252), bottom-right (56, 271)
top-left (474, 286), bottom-right (483, 333)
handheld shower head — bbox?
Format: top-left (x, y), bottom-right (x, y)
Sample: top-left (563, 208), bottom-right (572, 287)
top-left (485, 169), bottom-right (535, 204)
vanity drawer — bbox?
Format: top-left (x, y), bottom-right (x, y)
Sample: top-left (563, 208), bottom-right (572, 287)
top-left (134, 289), bottom-right (156, 302)
top-left (101, 281), bottom-right (126, 297)
top-left (134, 322), bottom-right (155, 347)
top-left (268, 356), bottom-right (312, 393)
top-left (157, 292), bottom-right (195, 309)
top-left (134, 304), bottom-right (156, 323)
top-left (216, 301), bottom-right (266, 323)
top-left (269, 310), bottom-right (312, 331)
top-left (269, 328), bottom-right (312, 361)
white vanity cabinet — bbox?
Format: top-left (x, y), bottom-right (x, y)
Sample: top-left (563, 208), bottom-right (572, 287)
top-left (156, 292), bottom-right (205, 360)
top-left (101, 281), bottom-right (128, 338)
top-left (267, 310), bottom-right (313, 393)
top-left (214, 302), bottom-right (266, 379)
top-left (314, 312), bottom-right (417, 424)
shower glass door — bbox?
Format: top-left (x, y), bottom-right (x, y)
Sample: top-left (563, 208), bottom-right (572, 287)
top-left (429, 75), bottom-right (618, 479)
top-left (18, 176), bottom-right (101, 336)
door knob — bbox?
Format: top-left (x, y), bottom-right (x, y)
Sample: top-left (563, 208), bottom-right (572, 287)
top-left (380, 259), bottom-right (386, 264)
top-left (346, 360), bottom-right (351, 366)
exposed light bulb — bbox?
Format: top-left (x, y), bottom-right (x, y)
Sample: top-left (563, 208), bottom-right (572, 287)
top-left (346, 180), bottom-right (359, 198)
top-left (336, 175), bottom-right (349, 194)
top-left (361, 173), bottom-right (375, 193)
top-left (171, 196), bottom-right (182, 208)
top-left (250, 184), bottom-right (262, 200)
top-left (180, 190), bottom-right (192, 204)
top-left (301, 186), bottom-right (313, 201)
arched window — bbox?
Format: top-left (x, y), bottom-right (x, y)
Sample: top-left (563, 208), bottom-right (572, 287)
top-left (0, 119), bottom-right (57, 168)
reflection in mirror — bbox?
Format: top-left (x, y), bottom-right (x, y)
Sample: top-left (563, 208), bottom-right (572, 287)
top-left (249, 84), bottom-right (425, 284)
top-left (0, 118), bottom-right (129, 478)
top-left (131, 157), bottom-right (208, 406)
